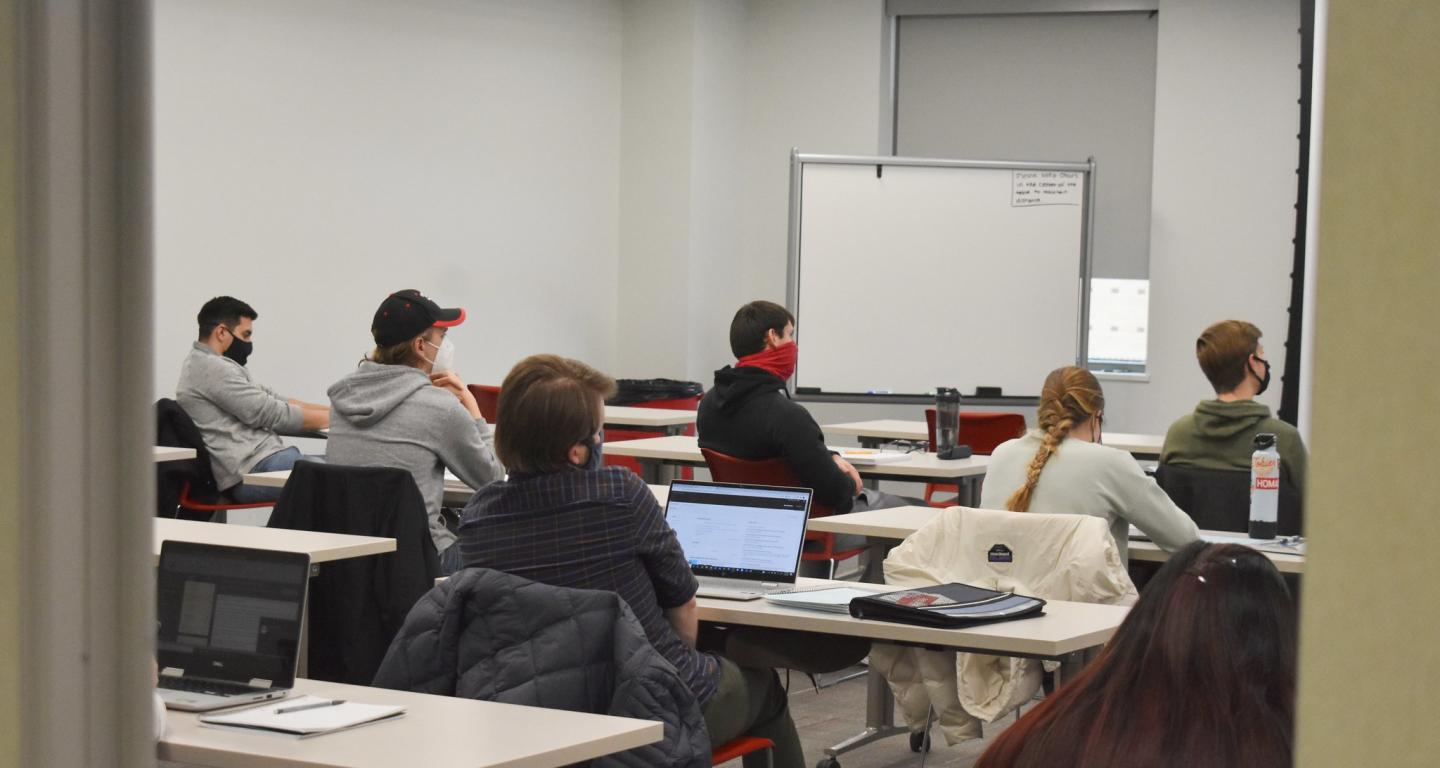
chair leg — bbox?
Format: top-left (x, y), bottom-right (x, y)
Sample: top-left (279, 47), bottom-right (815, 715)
top-left (828, 558), bottom-right (837, 580)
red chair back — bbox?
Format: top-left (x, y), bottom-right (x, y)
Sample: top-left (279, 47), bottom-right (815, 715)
top-left (924, 410), bottom-right (1027, 455)
top-left (466, 384), bottom-right (502, 423)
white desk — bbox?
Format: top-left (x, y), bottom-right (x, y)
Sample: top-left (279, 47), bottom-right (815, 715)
top-left (158, 678), bottom-right (663, 768)
top-left (603, 435), bottom-right (989, 488)
top-left (807, 506), bottom-right (1306, 574)
top-left (245, 469), bottom-right (671, 509)
top-left (603, 405), bottom-right (696, 435)
top-left (154, 446), bottom-right (197, 463)
top-left (824, 420), bottom-right (1166, 457)
top-left (153, 518), bottom-right (395, 565)
top-left (698, 577), bottom-right (1126, 761)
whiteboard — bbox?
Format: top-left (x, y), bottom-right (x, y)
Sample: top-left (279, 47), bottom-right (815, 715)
top-left (788, 154), bottom-right (1092, 399)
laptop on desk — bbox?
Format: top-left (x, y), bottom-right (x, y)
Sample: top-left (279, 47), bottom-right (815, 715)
top-left (665, 480), bottom-right (811, 601)
top-left (155, 541), bottom-right (310, 712)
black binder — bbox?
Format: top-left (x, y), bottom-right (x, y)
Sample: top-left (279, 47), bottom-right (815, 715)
top-left (848, 582), bottom-right (1046, 629)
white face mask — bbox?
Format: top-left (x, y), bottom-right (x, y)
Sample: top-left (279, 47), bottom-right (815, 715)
top-left (422, 336), bottom-right (456, 374)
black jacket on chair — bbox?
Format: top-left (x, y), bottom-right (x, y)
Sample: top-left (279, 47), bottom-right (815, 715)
top-left (267, 460), bottom-right (440, 684)
top-left (155, 398), bottom-right (221, 519)
top-left (1155, 463), bottom-right (1304, 536)
top-left (374, 568), bottom-right (710, 768)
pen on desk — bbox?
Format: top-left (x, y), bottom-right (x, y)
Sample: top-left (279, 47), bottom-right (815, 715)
top-left (276, 699), bottom-right (345, 714)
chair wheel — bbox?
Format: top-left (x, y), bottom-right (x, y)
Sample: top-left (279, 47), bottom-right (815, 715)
top-left (816, 758), bottom-right (840, 768)
top-left (910, 729), bottom-right (932, 752)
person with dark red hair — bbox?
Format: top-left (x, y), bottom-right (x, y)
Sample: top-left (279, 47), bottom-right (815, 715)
top-left (976, 541), bottom-right (1297, 768)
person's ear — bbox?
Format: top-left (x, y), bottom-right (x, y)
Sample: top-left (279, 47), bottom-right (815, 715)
top-left (566, 442), bottom-right (587, 467)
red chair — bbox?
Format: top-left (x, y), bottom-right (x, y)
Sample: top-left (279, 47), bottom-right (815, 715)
top-left (701, 448), bottom-right (865, 579)
top-left (605, 394), bottom-right (702, 480)
top-left (177, 481), bottom-right (276, 523)
top-left (712, 736), bottom-right (774, 766)
top-left (923, 410), bottom-right (1027, 507)
top-left (466, 384), bottom-right (502, 423)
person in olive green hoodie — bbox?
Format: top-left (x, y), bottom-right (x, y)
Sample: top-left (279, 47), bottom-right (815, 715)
top-left (1161, 320), bottom-right (1307, 495)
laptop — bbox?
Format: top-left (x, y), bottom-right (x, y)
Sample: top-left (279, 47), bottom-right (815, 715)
top-left (664, 480), bottom-right (811, 601)
top-left (155, 541), bottom-right (311, 712)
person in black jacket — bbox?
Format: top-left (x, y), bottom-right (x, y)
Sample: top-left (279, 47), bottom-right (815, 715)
top-left (697, 301), bottom-right (862, 512)
top-left (698, 301), bottom-right (909, 580)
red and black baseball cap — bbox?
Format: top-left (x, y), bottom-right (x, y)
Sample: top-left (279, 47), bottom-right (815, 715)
top-left (371, 289), bottom-right (466, 347)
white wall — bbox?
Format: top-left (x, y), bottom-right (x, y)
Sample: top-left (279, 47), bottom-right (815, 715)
top-left (153, 0), bottom-right (623, 401)
top-left (1102, 0), bottom-right (1300, 434)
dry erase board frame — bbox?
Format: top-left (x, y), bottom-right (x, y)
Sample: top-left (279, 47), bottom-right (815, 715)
top-left (785, 151), bottom-right (1096, 404)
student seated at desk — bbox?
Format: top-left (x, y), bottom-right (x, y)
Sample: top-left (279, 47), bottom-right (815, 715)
top-left (326, 290), bottom-right (504, 574)
top-left (458, 355), bottom-right (804, 768)
top-left (1161, 320), bottom-right (1308, 494)
top-left (980, 366), bottom-right (1198, 560)
top-left (976, 541), bottom-right (1297, 767)
top-left (697, 300), bottom-right (908, 507)
top-left (176, 296), bottom-right (329, 503)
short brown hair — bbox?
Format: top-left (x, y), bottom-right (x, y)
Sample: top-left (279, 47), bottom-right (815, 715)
top-left (1196, 320), bottom-right (1263, 393)
top-left (495, 354), bottom-right (617, 474)
top-left (729, 300), bottom-right (795, 357)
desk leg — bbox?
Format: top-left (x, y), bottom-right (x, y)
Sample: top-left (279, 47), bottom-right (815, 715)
top-left (823, 660), bottom-right (908, 759)
top-left (637, 458), bottom-right (675, 485)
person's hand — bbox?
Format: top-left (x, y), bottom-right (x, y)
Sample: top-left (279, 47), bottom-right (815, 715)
top-left (431, 371), bottom-right (482, 419)
top-left (833, 454), bottom-right (863, 496)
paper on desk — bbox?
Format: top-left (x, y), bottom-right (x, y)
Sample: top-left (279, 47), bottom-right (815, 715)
top-left (831, 448), bottom-right (910, 466)
top-left (200, 696), bottom-right (405, 738)
top-left (764, 587), bottom-right (886, 613)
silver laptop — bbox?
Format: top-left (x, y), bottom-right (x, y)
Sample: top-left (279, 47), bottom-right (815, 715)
top-left (665, 480), bottom-right (811, 601)
top-left (155, 541), bottom-right (310, 712)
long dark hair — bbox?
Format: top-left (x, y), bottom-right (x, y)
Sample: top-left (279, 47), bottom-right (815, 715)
top-left (977, 542), bottom-right (1297, 768)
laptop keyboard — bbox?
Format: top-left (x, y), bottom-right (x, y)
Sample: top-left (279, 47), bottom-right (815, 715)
top-left (159, 676), bottom-right (259, 696)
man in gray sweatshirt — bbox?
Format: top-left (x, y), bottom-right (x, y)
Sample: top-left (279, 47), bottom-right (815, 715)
top-left (326, 289), bottom-right (505, 573)
top-left (175, 296), bottom-right (330, 502)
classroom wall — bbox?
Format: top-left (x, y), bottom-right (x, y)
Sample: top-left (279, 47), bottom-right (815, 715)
top-left (725, 0), bottom-right (1299, 435)
top-left (1295, 1), bottom-right (1440, 763)
top-left (152, 0), bottom-right (624, 400)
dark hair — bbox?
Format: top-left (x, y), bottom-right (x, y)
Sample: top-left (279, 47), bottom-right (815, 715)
top-left (728, 300), bottom-right (795, 358)
top-left (495, 355), bottom-right (618, 474)
top-left (1196, 320), bottom-right (1263, 394)
top-left (197, 296), bottom-right (257, 341)
top-left (976, 542), bottom-right (1296, 768)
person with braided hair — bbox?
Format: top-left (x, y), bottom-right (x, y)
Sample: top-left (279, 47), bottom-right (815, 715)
top-left (978, 366), bottom-right (1198, 560)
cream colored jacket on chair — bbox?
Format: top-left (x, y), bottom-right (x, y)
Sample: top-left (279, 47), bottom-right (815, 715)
top-left (869, 506), bottom-right (1137, 745)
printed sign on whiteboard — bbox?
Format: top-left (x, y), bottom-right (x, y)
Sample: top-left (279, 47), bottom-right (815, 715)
top-left (1011, 171), bottom-right (1082, 207)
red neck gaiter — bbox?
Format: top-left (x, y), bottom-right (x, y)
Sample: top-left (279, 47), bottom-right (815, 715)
top-left (736, 342), bottom-right (798, 381)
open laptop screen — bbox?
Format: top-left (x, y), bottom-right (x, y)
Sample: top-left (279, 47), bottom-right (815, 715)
top-left (665, 480), bottom-right (811, 582)
top-left (156, 542), bottom-right (309, 686)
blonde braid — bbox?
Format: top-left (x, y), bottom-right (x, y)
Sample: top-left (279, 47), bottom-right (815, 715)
top-left (1004, 366), bottom-right (1105, 513)
top-left (1006, 416), bottom-right (1074, 512)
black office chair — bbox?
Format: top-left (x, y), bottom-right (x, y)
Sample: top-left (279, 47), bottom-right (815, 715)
top-left (1155, 463), bottom-right (1304, 536)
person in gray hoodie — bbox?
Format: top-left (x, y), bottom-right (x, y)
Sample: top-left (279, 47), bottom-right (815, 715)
top-left (326, 290), bottom-right (505, 573)
top-left (1161, 320), bottom-right (1308, 494)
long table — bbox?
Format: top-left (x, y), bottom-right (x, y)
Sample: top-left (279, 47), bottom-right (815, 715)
top-left (158, 677), bottom-right (663, 768)
top-left (153, 517), bottom-right (395, 564)
top-left (805, 505), bottom-right (1306, 574)
top-left (697, 577), bottom-right (1127, 762)
top-left (154, 445), bottom-right (197, 462)
top-left (823, 419), bottom-right (1166, 457)
top-left (243, 469), bottom-right (672, 509)
top-left (301, 405), bottom-right (698, 441)
top-left (603, 434), bottom-right (990, 489)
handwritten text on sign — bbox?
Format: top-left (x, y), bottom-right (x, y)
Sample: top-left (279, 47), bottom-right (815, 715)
top-left (1011, 171), bottom-right (1082, 207)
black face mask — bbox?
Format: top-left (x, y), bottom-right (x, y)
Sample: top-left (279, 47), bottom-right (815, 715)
top-left (579, 433), bottom-right (605, 472)
top-left (1252, 356), bottom-right (1271, 395)
top-left (222, 327), bottom-right (253, 366)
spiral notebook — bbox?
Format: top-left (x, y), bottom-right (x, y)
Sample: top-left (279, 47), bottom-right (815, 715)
top-left (199, 696), bottom-right (406, 738)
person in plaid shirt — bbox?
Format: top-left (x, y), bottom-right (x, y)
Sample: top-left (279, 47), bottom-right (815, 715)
top-left (458, 354), bottom-right (803, 768)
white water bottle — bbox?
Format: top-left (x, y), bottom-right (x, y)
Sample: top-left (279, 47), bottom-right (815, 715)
top-left (1249, 433), bottom-right (1280, 539)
